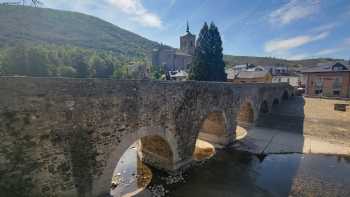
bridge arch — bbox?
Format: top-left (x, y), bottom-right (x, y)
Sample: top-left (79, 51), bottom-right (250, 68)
top-left (273, 98), bottom-right (280, 105)
top-left (259, 100), bottom-right (269, 114)
top-left (237, 101), bottom-right (255, 128)
top-left (92, 126), bottom-right (179, 196)
top-left (234, 101), bottom-right (255, 141)
top-left (197, 111), bottom-right (228, 146)
top-left (282, 90), bottom-right (289, 100)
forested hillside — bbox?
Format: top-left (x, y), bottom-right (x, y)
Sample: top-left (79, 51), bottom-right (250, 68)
top-left (0, 5), bottom-right (158, 59)
top-left (0, 5), bottom-right (159, 78)
top-left (0, 5), bottom-right (346, 78)
top-left (224, 55), bottom-right (347, 69)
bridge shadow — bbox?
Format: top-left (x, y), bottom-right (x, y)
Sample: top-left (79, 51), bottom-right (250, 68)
top-left (232, 94), bottom-right (306, 196)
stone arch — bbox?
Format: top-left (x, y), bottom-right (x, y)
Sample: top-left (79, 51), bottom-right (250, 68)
top-left (139, 135), bottom-right (174, 169)
top-left (197, 111), bottom-right (228, 146)
top-left (234, 101), bottom-right (255, 141)
top-left (259, 100), bottom-right (269, 114)
top-left (92, 126), bottom-right (179, 196)
top-left (236, 102), bottom-right (255, 129)
top-left (282, 90), bottom-right (289, 100)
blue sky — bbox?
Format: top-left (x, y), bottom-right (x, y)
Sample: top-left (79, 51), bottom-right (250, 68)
top-left (3, 0), bottom-right (350, 60)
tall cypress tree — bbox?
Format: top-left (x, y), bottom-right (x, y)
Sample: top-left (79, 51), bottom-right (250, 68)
top-left (189, 22), bottom-right (210, 81)
top-left (189, 22), bottom-right (227, 81)
top-left (208, 22), bottom-right (227, 81)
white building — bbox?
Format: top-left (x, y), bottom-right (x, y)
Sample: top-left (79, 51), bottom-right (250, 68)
top-left (272, 75), bottom-right (301, 87)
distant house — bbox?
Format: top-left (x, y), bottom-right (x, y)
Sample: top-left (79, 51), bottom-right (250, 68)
top-left (226, 68), bottom-right (236, 82)
top-left (233, 64), bottom-right (248, 73)
top-left (233, 70), bottom-right (272, 84)
top-left (272, 75), bottom-right (301, 87)
top-left (301, 62), bottom-right (350, 98)
top-left (271, 65), bottom-right (289, 75)
top-left (168, 70), bottom-right (188, 81)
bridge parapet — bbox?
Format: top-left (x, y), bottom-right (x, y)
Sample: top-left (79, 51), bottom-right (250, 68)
top-left (0, 77), bottom-right (293, 197)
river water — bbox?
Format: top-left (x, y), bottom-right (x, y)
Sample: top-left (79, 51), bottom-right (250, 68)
top-left (111, 143), bottom-right (350, 197)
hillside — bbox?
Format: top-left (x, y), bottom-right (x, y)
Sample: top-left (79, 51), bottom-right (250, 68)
top-left (0, 5), bottom-right (346, 75)
top-left (224, 55), bottom-right (347, 70)
top-left (0, 5), bottom-right (159, 60)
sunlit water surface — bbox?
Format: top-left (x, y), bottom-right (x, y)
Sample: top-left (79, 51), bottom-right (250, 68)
top-left (112, 143), bottom-right (350, 197)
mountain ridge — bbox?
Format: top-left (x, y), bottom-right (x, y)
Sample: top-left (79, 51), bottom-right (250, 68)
top-left (0, 5), bottom-right (346, 69)
top-left (0, 5), bottom-right (159, 61)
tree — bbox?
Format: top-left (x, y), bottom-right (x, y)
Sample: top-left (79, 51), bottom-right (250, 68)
top-left (58, 66), bottom-right (76, 77)
top-left (1, 45), bottom-right (49, 76)
top-left (189, 22), bottom-right (210, 81)
top-left (113, 64), bottom-right (127, 79)
top-left (71, 52), bottom-right (89, 78)
top-left (189, 22), bottom-right (227, 81)
top-left (207, 22), bottom-right (227, 81)
top-left (88, 54), bottom-right (113, 78)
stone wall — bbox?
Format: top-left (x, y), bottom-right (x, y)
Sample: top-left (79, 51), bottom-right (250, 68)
top-left (0, 77), bottom-right (293, 197)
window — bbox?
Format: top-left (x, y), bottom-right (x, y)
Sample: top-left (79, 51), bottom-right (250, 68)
top-left (332, 77), bottom-right (342, 96)
top-left (315, 89), bottom-right (323, 94)
top-left (314, 78), bottom-right (323, 95)
top-left (333, 90), bottom-right (340, 96)
top-left (333, 77), bottom-right (342, 89)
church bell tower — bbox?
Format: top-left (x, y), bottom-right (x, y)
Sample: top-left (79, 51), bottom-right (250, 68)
top-left (180, 22), bottom-right (196, 56)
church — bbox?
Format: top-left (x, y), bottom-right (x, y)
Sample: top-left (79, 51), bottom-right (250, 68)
top-left (152, 23), bottom-right (196, 72)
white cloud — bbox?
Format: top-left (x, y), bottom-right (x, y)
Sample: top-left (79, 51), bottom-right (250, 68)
top-left (315, 37), bottom-right (350, 56)
top-left (270, 0), bottom-right (320, 25)
top-left (345, 37), bottom-right (350, 45)
top-left (107, 0), bottom-right (162, 28)
top-left (311, 23), bottom-right (338, 33)
top-left (287, 54), bottom-right (310, 60)
top-left (316, 48), bottom-right (342, 56)
top-left (264, 31), bottom-right (329, 53)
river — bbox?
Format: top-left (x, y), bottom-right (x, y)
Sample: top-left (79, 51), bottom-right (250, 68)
top-left (111, 143), bottom-right (350, 197)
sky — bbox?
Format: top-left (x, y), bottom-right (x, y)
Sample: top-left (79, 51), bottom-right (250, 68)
top-left (2, 0), bottom-right (350, 60)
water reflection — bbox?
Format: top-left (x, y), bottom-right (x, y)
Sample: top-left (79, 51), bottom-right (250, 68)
top-left (162, 150), bottom-right (350, 197)
top-left (111, 139), bottom-right (215, 197)
top-left (110, 139), bottom-right (350, 197)
top-left (110, 142), bottom-right (152, 197)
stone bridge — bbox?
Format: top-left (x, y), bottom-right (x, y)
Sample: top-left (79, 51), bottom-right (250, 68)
top-left (0, 77), bottom-right (293, 197)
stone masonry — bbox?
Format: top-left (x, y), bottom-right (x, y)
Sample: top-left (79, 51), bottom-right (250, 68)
top-left (0, 77), bottom-right (293, 197)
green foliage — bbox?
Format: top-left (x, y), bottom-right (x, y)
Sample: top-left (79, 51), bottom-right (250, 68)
top-left (189, 22), bottom-right (227, 81)
top-left (0, 44), bottom-right (144, 78)
top-left (207, 22), bottom-right (227, 81)
top-left (1, 45), bottom-right (49, 76)
top-left (189, 22), bottom-right (210, 81)
top-left (0, 5), bottom-right (159, 62)
top-left (113, 64), bottom-right (128, 79)
top-left (223, 55), bottom-right (346, 69)
top-left (150, 63), bottom-right (164, 80)
top-left (58, 66), bottom-right (77, 77)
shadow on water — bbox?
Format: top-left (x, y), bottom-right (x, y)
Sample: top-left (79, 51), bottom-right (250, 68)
top-left (115, 95), bottom-right (350, 197)
top-left (253, 95), bottom-right (306, 196)
top-left (154, 149), bottom-right (350, 197)
top-left (257, 95), bottom-right (305, 134)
